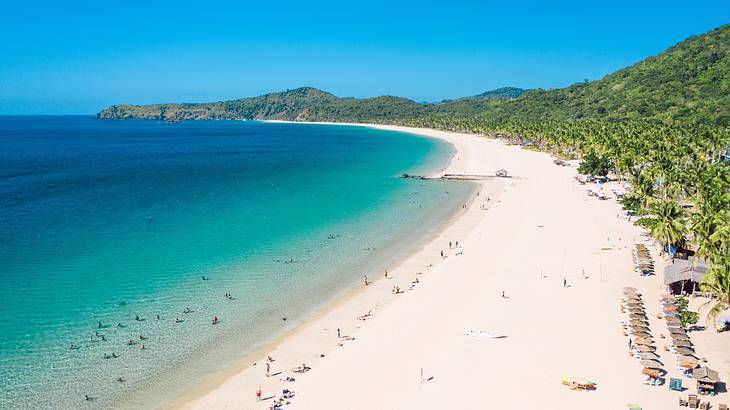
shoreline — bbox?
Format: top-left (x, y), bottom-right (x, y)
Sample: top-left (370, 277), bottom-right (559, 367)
top-left (176, 123), bottom-right (729, 410)
top-left (171, 124), bottom-right (489, 409)
top-left (166, 123), bottom-right (482, 409)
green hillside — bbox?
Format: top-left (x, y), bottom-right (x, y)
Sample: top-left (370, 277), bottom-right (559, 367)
top-left (98, 25), bottom-right (729, 126)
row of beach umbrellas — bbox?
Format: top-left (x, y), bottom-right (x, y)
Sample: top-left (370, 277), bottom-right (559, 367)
top-left (661, 295), bottom-right (698, 371)
top-left (622, 288), bottom-right (665, 372)
top-left (632, 244), bottom-right (654, 276)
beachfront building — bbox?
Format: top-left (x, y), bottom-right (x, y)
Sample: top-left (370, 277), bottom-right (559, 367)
top-left (692, 366), bottom-right (721, 395)
top-left (662, 259), bottom-right (709, 295)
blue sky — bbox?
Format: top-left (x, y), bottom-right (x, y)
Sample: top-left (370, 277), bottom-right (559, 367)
top-left (1, 1), bottom-right (728, 114)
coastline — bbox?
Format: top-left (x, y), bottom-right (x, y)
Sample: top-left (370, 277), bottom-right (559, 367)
top-left (169, 124), bottom-right (485, 409)
top-left (176, 123), bottom-right (729, 410)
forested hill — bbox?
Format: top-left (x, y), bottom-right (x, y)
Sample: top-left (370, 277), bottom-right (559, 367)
top-left (98, 24), bottom-right (729, 127)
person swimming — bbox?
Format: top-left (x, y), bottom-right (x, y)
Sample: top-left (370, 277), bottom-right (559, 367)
top-left (175, 318), bottom-right (184, 323)
top-left (183, 307), bottom-right (192, 314)
top-left (212, 316), bottom-right (220, 325)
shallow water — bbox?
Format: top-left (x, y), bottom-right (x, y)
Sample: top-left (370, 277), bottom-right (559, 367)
top-left (0, 117), bottom-right (473, 409)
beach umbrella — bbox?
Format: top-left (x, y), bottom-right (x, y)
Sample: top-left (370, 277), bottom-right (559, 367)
top-left (629, 313), bottom-right (647, 320)
top-left (624, 287), bottom-right (638, 291)
top-left (673, 340), bottom-right (693, 348)
top-left (637, 352), bottom-right (660, 360)
top-left (630, 331), bottom-right (652, 339)
top-left (640, 359), bottom-right (663, 368)
top-left (664, 306), bottom-right (678, 312)
top-left (628, 308), bottom-right (646, 314)
top-left (675, 347), bottom-right (696, 355)
top-left (634, 337), bottom-right (653, 346)
top-left (677, 355), bottom-right (699, 365)
top-left (671, 334), bottom-right (691, 343)
top-left (661, 294), bottom-right (676, 301)
top-left (626, 301), bottom-right (644, 307)
top-left (630, 319), bottom-right (649, 326)
top-left (665, 317), bottom-right (682, 324)
top-left (635, 345), bottom-right (656, 352)
top-left (678, 361), bottom-right (699, 370)
top-left (664, 311), bottom-right (679, 318)
top-left (642, 367), bottom-right (661, 378)
top-left (630, 325), bottom-right (651, 332)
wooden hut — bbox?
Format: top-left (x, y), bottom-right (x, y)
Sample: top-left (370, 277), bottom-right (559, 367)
top-left (663, 259), bottom-right (709, 295)
top-left (692, 366), bottom-right (720, 395)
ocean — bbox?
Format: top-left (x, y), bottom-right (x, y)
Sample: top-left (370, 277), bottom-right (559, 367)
top-left (0, 117), bottom-right (473, 408)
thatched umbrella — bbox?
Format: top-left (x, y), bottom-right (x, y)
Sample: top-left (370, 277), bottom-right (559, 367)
top-left (670, 333), bottom-right (690, 341)
top-left (640, 359), bottom-right (663, 368)
top-left (635, 345), bottom-right (656, 352)
top-left (637, 352), bottom-right (660, 360)
top-left (634, 337), bottom-right (653, 345)
top-left (626, 301), bottom-right (644, 307)
top-left (678, 361), bottom-right (699, 370)
top-left (630, 331), bottom-right (652, 338)
top-left (630, 313), bottom-right (647, 320)
top-left (624, 287), bottom-right (638, 291)
top-left (665, 317), bottom-right (682, 325)
top-left (673, 340), bottom-right (693, 348)
top-left (630, 325), bottom-right (651, 332)
top-left (675, 346), bottom-right (696, 355)
top-left (677, 355), bottom-right (699, 365)
top-left (630, 319), bottom-right (649, 326)
top-left (642, 367), bottom-right (661, 377)
top-left (661, 294), bottom-right (676, 302)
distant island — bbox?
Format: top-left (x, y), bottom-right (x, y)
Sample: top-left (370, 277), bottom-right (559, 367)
top-left (98, 25), bottom-right (728, 127)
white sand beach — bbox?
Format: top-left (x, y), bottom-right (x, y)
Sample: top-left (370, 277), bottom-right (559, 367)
top-left (178, 125), bottom-right (729, 410)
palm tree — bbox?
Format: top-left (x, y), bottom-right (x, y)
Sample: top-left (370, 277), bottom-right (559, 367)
top-left (637, 200), bottom-right (687, 254)
top-left (700, 262), bottom-right (730, 329)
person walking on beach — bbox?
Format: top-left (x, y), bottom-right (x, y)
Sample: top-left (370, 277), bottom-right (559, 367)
top-left (385, 270), bottom-right (388, 279)
top-left (449, 241), bottom-right (452, 248)
top-left (563, 278), bottom-right (567, 287)
top-left (364, 275), bottom-right (369, 286)
top-left (266, 362), bottom-right (270, 377)
top-left (337, 328), bottom-right (341, 338)
top-left (256, 386), bottom-right (262, 401)
top-left (440, 250), bottom-right (444, 258)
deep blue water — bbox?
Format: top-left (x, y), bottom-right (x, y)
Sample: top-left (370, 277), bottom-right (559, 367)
top-left (0, 116), bottom-right (472, 408)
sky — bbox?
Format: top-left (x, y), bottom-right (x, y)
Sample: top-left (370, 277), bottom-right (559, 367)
top-left (1, 0), bottom-right (728, 114)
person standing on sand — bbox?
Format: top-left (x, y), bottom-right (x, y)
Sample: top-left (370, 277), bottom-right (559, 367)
top-left (337, 328), bottom-right (341, 338)
top-left (266, 362), bottom-right (270, 377)
top-left (385, 270), bottom-right (388, 279)
top-left (563, 278), bottom-right (567, 287)
top-left (364, 275), bottom-right (368, 286)
top-left (449, 241), bottom-right (452, 248)
top-left (256, 386), bottom-right (262, 401)
top-left (440, 250), bottom-right (444, 258)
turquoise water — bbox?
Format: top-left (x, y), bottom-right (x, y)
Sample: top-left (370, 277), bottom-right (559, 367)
top-left (0, 117), bottom-right (473, 409)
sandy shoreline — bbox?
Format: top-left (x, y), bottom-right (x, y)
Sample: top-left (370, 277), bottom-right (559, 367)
top-left (176, 123), bottom-right (728, 410)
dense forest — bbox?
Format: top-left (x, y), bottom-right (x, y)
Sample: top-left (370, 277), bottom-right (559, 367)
top-left (99, 25), bottom-right (730, 323)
